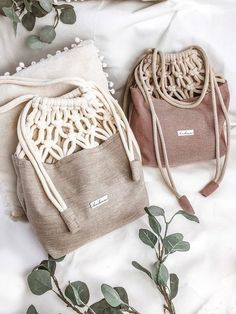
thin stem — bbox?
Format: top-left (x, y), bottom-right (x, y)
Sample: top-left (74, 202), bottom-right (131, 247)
top-left (158, 284), bottom-right (176, 314)
top-left (53, 7), bottom-right (60, 28)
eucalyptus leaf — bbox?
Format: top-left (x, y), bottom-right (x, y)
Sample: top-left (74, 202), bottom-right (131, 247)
top-left (132, 261), bottom-right (152, 279)
top-left (2, 7), bottom-right (20, 23)
top-left (60, 7), bottom-right (76, 24)
top-left (114, 287), bottom-right (129, 310)
top-left (27, 35), bottom-right (45, 49)
top-left (158, 263), bottom-right (169, 285)
top-left (145, 206), bottom-right (165, 217)
top-left (114, 287), bottom-right (129, 305)
top-left (0, 0), bottom-right (12, 15)
top-left (101, 284), bottom-right (124, 308)
top-left (139, 228), bottom-right (157, 248)
top-left (170, 273), bottom-right (179, 300)
top-left (65, 281), bottom-right (89, 307)
top-left (48, 254), bottom-right (66, 262)
top-left (22, 12), bottom-right (35, 31)
top-left (163, 233), bottom-right (184, 254)
top-left (38, 260), bottom-right (56, 276)
top-left (39, 0), bottom-right (53, 13)
top-left (176, 210), bottom-right (200, 223)
top-left (148, 215), bottom-right (161, 236)
top-left (27, 269), bottom-right (52, 295)
top-left (31, 3), bottom-right (47, 18)
top-left (104, 309), bottom-right (123, 314)
top-left (163, 234), bottom-right (190, 254)
top-left (26, 305), bottom-right (38, 314)
top-left (88, 299), bottom-right (110, 314)
top-left (39, 25), bottom-right (56, 43)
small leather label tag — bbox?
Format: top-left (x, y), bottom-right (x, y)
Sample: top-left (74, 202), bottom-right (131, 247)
top-left (177, 129), bottom-right (194, 137)
top-left (90, 195), bottom-right (108, 208)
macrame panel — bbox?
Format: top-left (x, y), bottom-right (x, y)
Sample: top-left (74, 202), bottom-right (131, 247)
top-left (141, 48), bottom-right (225, 101)
top-left (16, 86), bottom-right (118, 164)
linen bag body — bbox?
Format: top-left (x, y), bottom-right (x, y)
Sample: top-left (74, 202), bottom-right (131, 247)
top-left (0, 40), bottom-right (109, 215)
top-left (3, 76), bottom-right (148, 258)
top-left (124, 46), bottom-right (230, 213)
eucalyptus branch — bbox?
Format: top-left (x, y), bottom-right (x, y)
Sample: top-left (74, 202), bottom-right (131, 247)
top-left (132, 206), bottom-right (199, 314)
top-left (0, 0), bottom-right (77, 48)
top-left (26, 256), bottom-right (141, 314)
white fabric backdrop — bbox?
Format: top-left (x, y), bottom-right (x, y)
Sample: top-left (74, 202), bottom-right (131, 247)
top-left (0, 1), bottom-right (236, 314)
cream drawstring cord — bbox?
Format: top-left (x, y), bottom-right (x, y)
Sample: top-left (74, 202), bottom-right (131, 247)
top-left (0, 76), bottom-right (141, 232)
top-left (124, 46), bottom-right (230, 213)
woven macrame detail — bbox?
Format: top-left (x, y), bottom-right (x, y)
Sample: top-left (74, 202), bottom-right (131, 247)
top-left (16, 86), bottom-right (118, 164)
top-left (141, 48), bottom-right (225, 100)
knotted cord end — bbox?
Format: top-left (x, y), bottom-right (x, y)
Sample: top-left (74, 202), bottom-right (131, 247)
top-left (200, 180), bottom-right (219, 197)
top-left (130, 160), bottom-right (142, 182)
top-left (178, 195), bottom-right (195, 214)
top-left (60, 209), bottom-right (80, 234)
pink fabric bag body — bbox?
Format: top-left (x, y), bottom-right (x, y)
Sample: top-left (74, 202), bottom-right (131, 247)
top-left (124, 46), bottom-right (230, 213)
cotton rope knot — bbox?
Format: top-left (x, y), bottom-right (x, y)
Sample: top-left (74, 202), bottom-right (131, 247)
top-left (167, 85), bottom-right (177, 92)
top-left (68, 132), bottom-right (77, 141)
top-left (87, 125), bottom-right (96, 135)
top-left (175, 72), bottom-right (183, 79)
top-left (53, 119), bottom-right (63, 128)
top-left (186, 82), bottom-right (195, 91)
top-left (44, 139), bottom-right (54, 149)
top-left (39, 102), bottom-right (49, 111)
top-left (103, 112), bottom-right (112, 121)
top-left (189, 67), bottom-right (199, 76)
top-left (36, 120), bottom-right (48, 130)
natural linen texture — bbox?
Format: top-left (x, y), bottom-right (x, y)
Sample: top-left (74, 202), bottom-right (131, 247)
top-left (0, 40), bottom-right (108, 217)
top-left (2, 76), bottom-right (148, 258)
top-left (124, 46), bottom-right (230, 214)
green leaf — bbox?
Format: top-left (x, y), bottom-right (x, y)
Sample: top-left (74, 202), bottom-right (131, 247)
top-left (48, 254), bottom-right (66, 262)
top-left (22, 12), bottom-right (35, 31)
top-left (176, 210), bottom-right (200, 223)
top-left (0, 0), bottom-right (12, 15)
top-left (132, 261), bottom-right (152, 279)
top-left (101, 284), bottom-right (124, 308)
top-left (139, 228), bottom-right (157, 248)
top-left (88, 299), bottom-right (109, 314)
top-left (114, 287), bottom-right (129, 306)
top-left (170, 273), bottom-right (179, 300)
top-left (145, 206), bottom-right (165, 216)
top-left (158, 263), bottom-right (169, 285)
top-left (38, 260), bottom-right (56, 276)
top-left (2, 2), bottom-right (21, 35)
top-left (60, 7), bottom-right (76, 24)
top-left (27, 35), bottom-right (45, 49)
top-left (39, 25), bottom-right (56, 44)
top-left (31, 3), bottom-right (47, 18)
top-left (27, 269), bottom-right (52, 295)
top-left (65, 281), bottom-right (89, 307)
top-left (2, 6), bottom-right (20, 22)
top-left (163, 234), bottom-right (190, 254)
top-left (39, 0), bottom-right (53, 13)
top-left (148, 215), bottom-right (161, 236)
top-left (54, 4), bottom-right (73, 9)
top-left (104, 309), bottom-right (123, 314)
top-left (26, 305), bottom-right (38, 314)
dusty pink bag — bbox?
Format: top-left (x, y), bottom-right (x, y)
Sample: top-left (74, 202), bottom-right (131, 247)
top-left (123, 46), bottom-right (230, 213)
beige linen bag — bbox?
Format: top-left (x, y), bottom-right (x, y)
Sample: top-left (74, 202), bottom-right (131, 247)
top-left (0, 40), bottom-right (109, 217)
top-left (123, 46), bottom-right (230, 213)
top-left (0, 76), bottom-right (148, 258)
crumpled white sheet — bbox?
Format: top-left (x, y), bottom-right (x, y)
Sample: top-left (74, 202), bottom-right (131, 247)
top-left (0, 1), bottom-right (236, 314)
